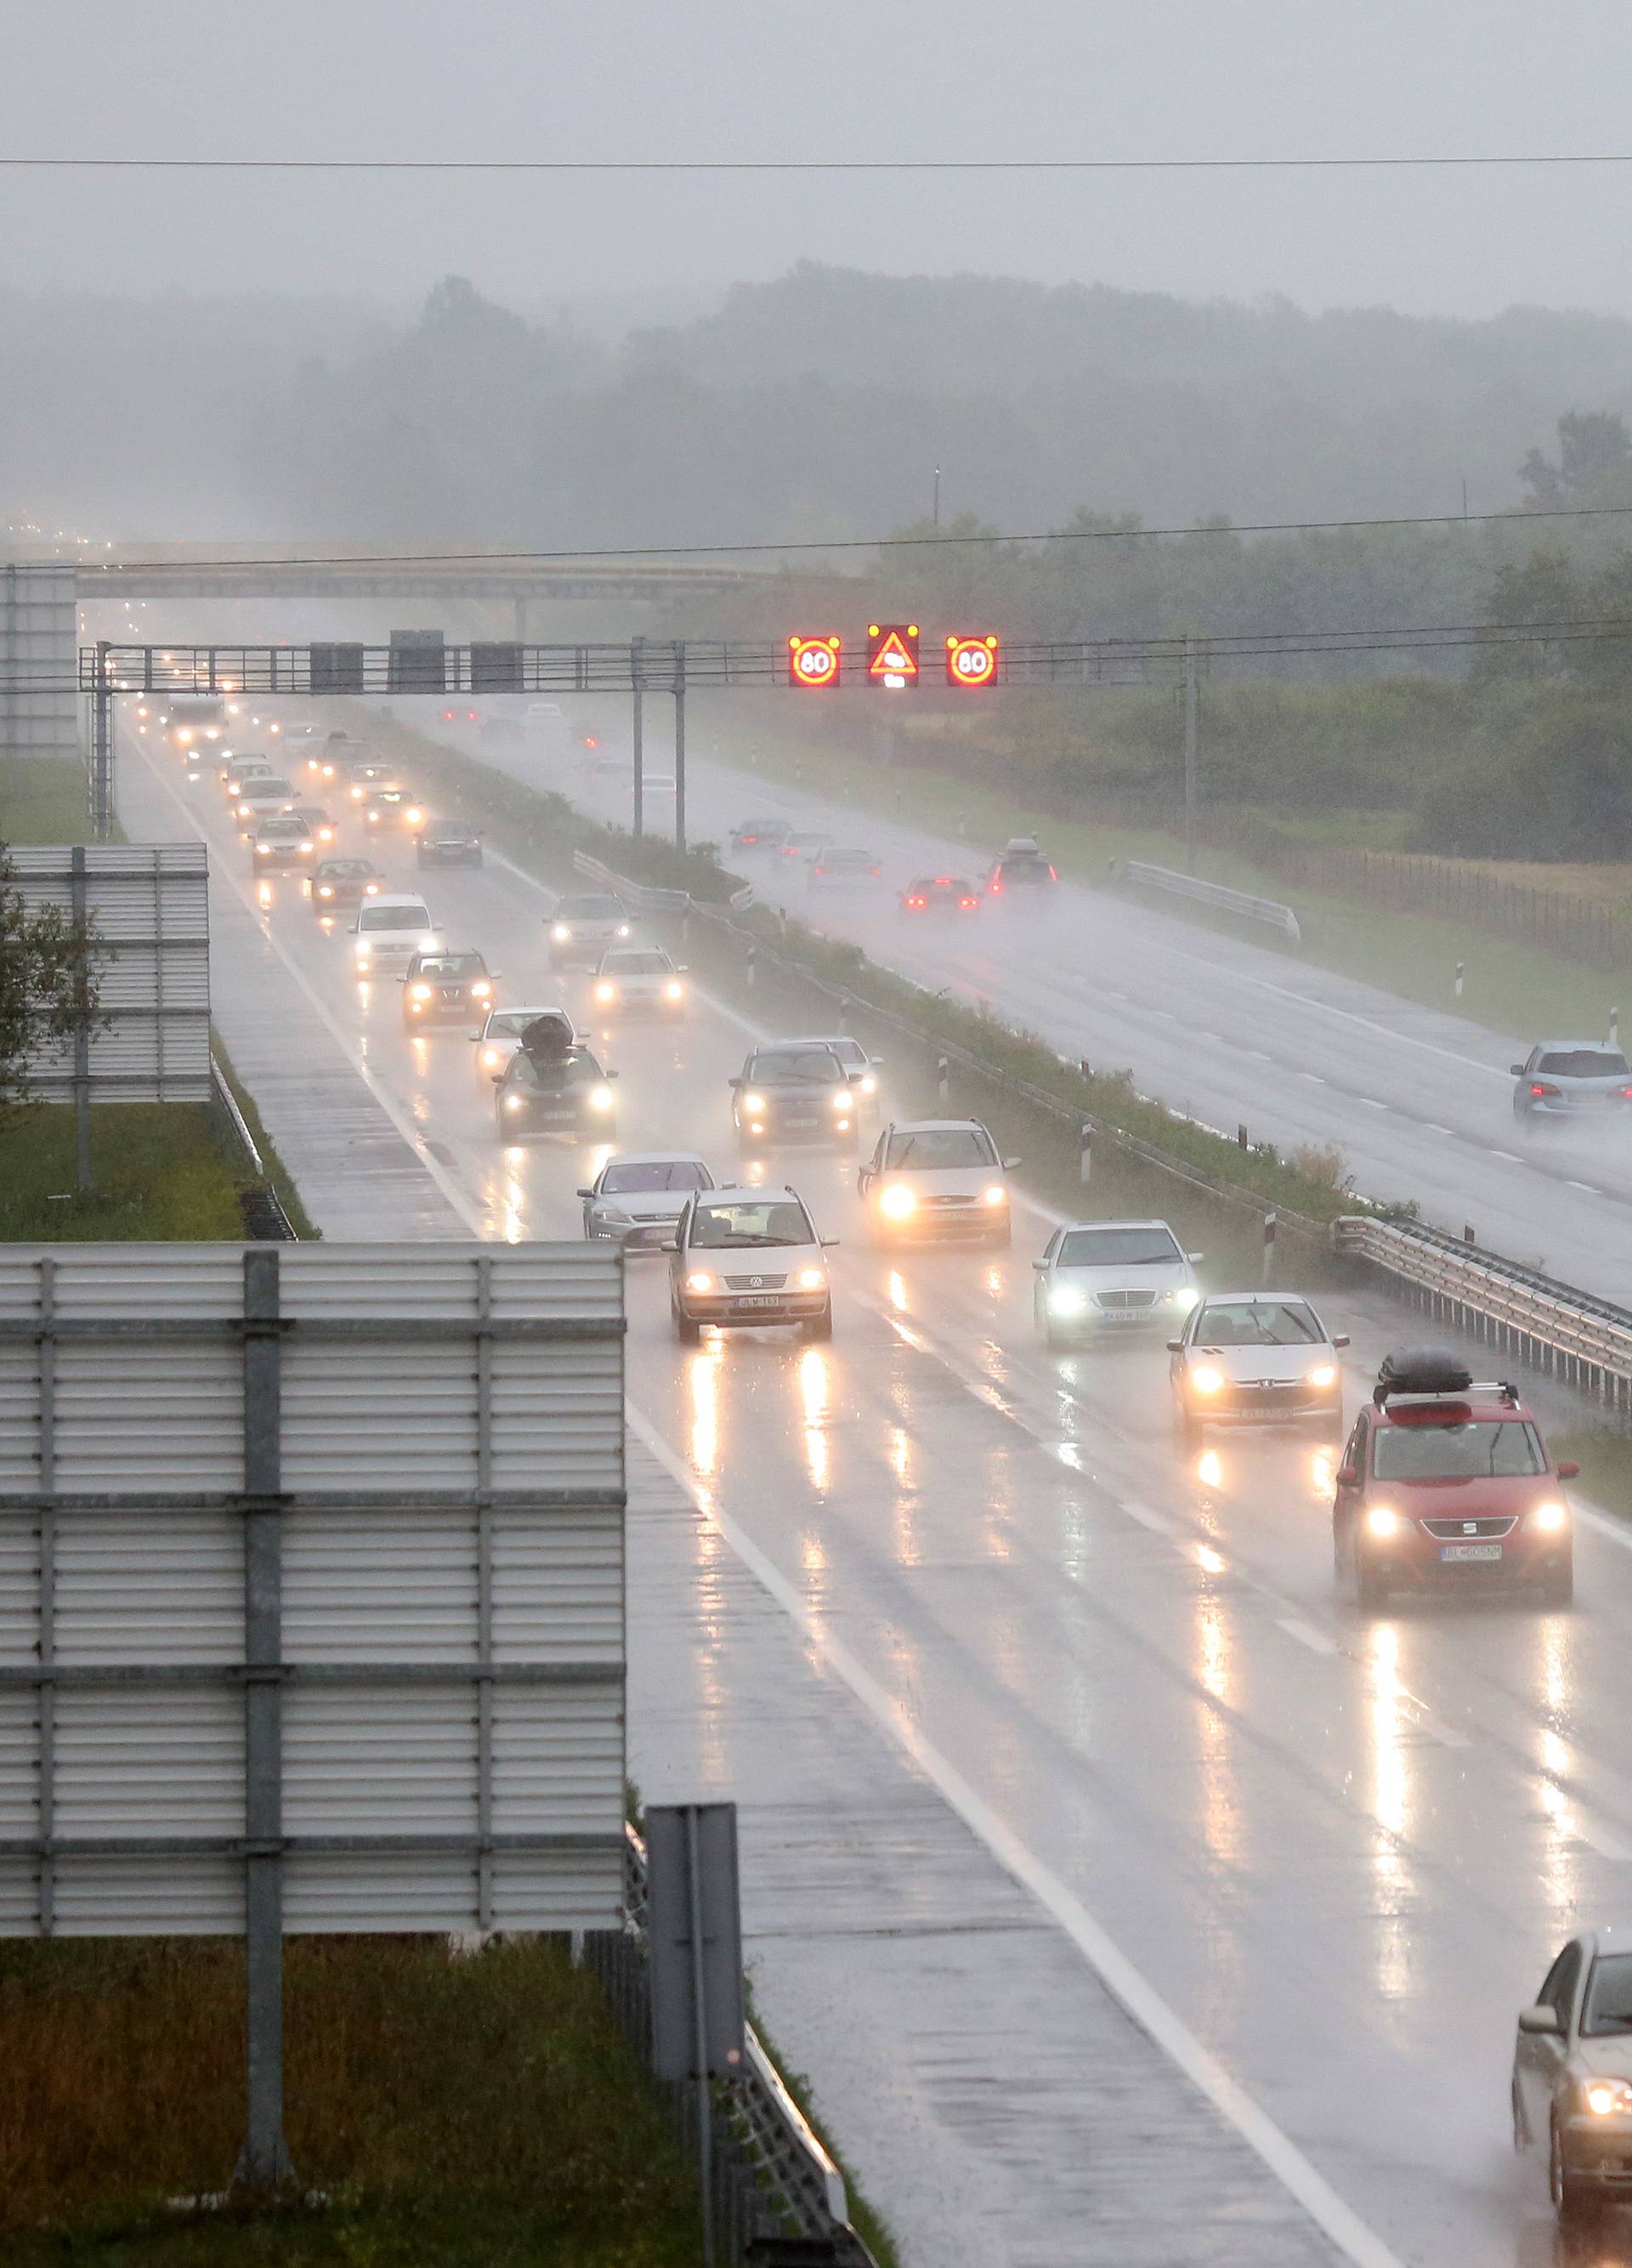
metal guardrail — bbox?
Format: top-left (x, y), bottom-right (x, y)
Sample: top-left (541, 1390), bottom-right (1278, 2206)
top-left (1334, 1215), bottom-right (1632, 1418)
top-left (583, 1825), bottom-right (876, 2265)
top-left (1116, 859), bottom-right (1302, 943)
top-left (209, 1056), bottom-right (298, 1241)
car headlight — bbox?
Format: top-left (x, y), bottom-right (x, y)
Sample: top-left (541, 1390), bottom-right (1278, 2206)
top-left (983, 1185), bottom-right (1008, 1206)
top-left (255, 842), bottom-right (271, 855)
top-left (420, 936), bottom-right (438, 950)
top-left (615, 924), bottom-right (631, 938)
top-left (664, 980), bottom-right (684, 1001)
top-left (829, 1088), bottom-right (851, 1110)
top-left (468, 982), bottom-right (490, 1001)
top-left (1365, 1505), bottom-right (1401, 1537)
top-left (410, 983), bottom-right (433, 1001)
top-left (176, 729), bottom-right (193, 746)
top-left (356, 953), bottom-right (371, 969)
top-left (595, 982), bottom-right (616, 1003)
top-left (298, 842), bottom-right (313, 853)
top-left (238, 803), bottom-right (252, 818)
top-left (1048, 1284), bottom-right (1087, 1317)
top-left (504, 1092), bottom-right (525, 1112)
top-left (879, 1184), bottom-right (917, 1220)
top-left (1189, 1364), bottom-right (1226, 1395)
top-left (365, 882), bottom-right (379, 894)
top-left (1531, 1501), bottom-right (1569, 1532)
top-left (481, 1046), bottom-right (504, 1069)
top-left (1169, 1284), bottom-right (1199, 1312)
top-left (318, 885), bottom-right (333, 898)
top-left (405, 806), bottom-right (423, 825)
top-left (552, 922), bottom-right (571, 942)
top-left (589, 1085), bottom-right (615, 1112)
top-left (742, 1091), bottom-right (766, 1114)
top-left (858, 1072), bottom-right (877, 1095)
top-left (595, 1206), bottom-right (633, 1228)
top-left (1586, 2080), bottom-right (1632, 2117)
top-left (686, 1271), bottom-right (716, 1295)
top-left (1307, 1364), bottom-right (1338, 1388)
top-left (797, 1267), bottom-right (825, 1290)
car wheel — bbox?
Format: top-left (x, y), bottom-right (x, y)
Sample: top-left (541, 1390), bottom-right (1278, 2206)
top-left (674, 1310), bottom-right (703, 1347)
top-left (804, 1305), bottom-right (833, 1343)
top-left (1355, 1553), bottom-right (1389, 1613)
top-left (1539, 1559), bottom-right (1574, 1609)
top-left (1551, 2115), bottom-right (1592, 2225)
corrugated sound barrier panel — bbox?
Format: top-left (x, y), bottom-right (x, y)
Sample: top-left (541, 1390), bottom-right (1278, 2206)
top-left (0, 1242), bottom-right (626, 1936)
top-left (1, 561), bottom-right (77, 756)
top-left (7, 844), bottom-right (211, 1102)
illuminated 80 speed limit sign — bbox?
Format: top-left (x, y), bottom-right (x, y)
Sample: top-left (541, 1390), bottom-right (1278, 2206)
top-left (945, 633), bottom-right (1000, 688)
top-left (788, 633), bottom-right (842, 689)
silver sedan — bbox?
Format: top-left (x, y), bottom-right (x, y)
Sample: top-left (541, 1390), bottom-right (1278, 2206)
top-left (1032, 1219), bottom-right (1200, 1346)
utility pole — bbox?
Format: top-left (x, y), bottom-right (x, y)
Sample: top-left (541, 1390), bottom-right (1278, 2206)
top-left (1182, 638), bottom-right (1198, 875)
top-left (631, 636), bottom-right (644, 841)
top-left (672, 642), bottom-right (687, 857)
top-left (91, 641), bottom-right (113, 843)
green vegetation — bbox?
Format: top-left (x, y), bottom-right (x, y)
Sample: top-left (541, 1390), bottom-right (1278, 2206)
top-left (1552, 1428), bottom-right (1632, 1528)
top-left (0, 1935), bottom-right (701, 2266)
top-left (211, 1036), bottom-right (319, 1240)
top-left (0, 1103), bottom-right (247, 1240)
top-left (0, 755), bottom-right (103, 847)
top-left (744, 2000), bottom-right (903, 2268)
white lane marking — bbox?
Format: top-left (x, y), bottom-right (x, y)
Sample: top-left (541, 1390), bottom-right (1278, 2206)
top-left (1575, 1498), bottom-right (1632, 1555)
top-left (1277, 1617), bottom-right (1337, 1655)
top-left (627, 1405), bottom-right (1406, 2268)
top-left (1425, 1124), bottom-right (1454, 1137)
top-left (1575, 1823), bottom-right (1632, 1863)
top-left (1359, 1098), bottom-right (1388, 1111)
top-left (1298, 1072), bottom-right (1327, 1086)
top-left (1118, 1500), bottom-right (1178, 1537)
top-left (1488, 1148), bottom-right (1522, 1162)
top-left (1235, 967), bottom-right (1506, 1080)
top-left (1567, 1179), bottom-right (1599, 1194)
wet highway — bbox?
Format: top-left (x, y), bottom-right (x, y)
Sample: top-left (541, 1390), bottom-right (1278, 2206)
top-left (118, 713), bottom-right (1632, 2268)
top-left (450, 715), bottom-right (1632, 1307)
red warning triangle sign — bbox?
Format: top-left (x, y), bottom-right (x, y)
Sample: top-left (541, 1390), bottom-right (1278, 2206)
top-left (869, 632), bottom-right (918, 678)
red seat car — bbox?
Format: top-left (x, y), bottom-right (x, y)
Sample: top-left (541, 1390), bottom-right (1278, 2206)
top-left (1333, 1349), bottom-right (1577, 1608)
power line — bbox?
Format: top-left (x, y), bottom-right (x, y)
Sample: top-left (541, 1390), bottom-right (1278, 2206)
top-left (53, 500), bottom-right (1632, 576)
top-left (5, 152), bottom-right (1632, 173)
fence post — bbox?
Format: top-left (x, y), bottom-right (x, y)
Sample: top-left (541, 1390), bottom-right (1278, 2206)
top-left (1080, 1125), bottom-right (1092, 1186)
top-left (1613, 1006), bottom-right (1621, 1052)
top-left (937, 1055), bottom-right (949, 1104)
top-left (1261, 1211), bottom-right (1277, 1286)
top-left (1237, 1123), bottom-right (1249, 1151)
top-left (745, 943), bottom-right (756, 990)
top-left (1454, 961), bottom-right (1465, 1001)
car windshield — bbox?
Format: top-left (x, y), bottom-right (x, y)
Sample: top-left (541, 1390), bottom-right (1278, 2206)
top-left (430, 825), bottom-right (472, 839)
top-left (605, 952), bottom-right (671, 976)
top-left (1193, 1301), bottom-right (1323, 1347)
top-left (416, 955), bottom-right (484, 980)
top-left (689, 1200), bottom-right (812, 1248)
top-left (914, 876), bottom-right (975, 893)
top-left (797, 1039), bottom-right (864, 1069)
top-left (1057, 1228), bottom-right (1182, 1267)
top-left (260, 820), bottom-right (307, 839)
top-left (359, 903), bottom-right (430, 932)
top-left (824, 849), bottom-right (876, 866)
top-left (603, 1160), bottom-right (710, 1194)
top-left (1536, 1049), bottom-right (1629, 1079)
top-left (737, 819), bottom-right (781, 834)
top-left (885, 1128), bottom-right (995, 1169)
top-left (247, 777), bottom-right (292, 797)
top-left (319, 860), bottom-right (371, 879)
top-left (558, 896), bottom-right (623, 921)
top-left (1373, 1417), bottom-right (1547, 1480)
top-left (487, 1010), bottom-right (560, 1040)
top-left (749, 1051), bottom-right (844, 1085)
top-left (1583, 1955), bottom-right (1632, 2036)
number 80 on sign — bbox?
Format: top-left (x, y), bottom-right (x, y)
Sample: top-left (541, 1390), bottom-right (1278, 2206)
top-left (946, 633), bottom-right (1000, 688)
top-left (788, 633), bottom-right (842, 689)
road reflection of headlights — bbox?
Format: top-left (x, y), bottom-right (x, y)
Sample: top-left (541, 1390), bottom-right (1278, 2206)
top-left (983, 1185), bottom-right (1007, 1206)
top-left (1532, 1501), bottom-right (1568, 1532)
top-left (1049, 1284), bottom-right (1087, 1316)
top-left (590, 1086), bottom-right (615, 1112)
top-left (1307, 1364), bottom-right (1338, 1388)
top-left (879, 1184), bottom-right (916, 1220)
top-left (797, 1267), bottom-right (825, 1290)
top-left (1366, 1505), bottom-right (1400, 1536)
top-left (1190, 1364), bottom-right (1225, 1395)
top-left (686, 1271), bottom-right (716, 1295)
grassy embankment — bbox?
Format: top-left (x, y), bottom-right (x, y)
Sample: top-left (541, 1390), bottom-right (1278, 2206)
top-left (0, 1935), bottom-right (702, 2267)
top-left (702, 708), bottom-right (1632, 1045)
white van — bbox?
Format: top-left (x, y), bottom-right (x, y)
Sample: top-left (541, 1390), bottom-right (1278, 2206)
top-left (352, 893), bottom-right (440, 972)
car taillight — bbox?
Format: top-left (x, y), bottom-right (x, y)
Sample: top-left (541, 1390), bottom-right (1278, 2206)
top-left (813, 865), bottom-right (826, 876)
top-left (1530, 1082), bottom-right (1559, 1097)
top-left (959, 896), bottom-right (978, 909)
top-left (906, 896), bottom-right (925, 909)
top-left (1047, 865), bottom-right (1058, 881)
top-left (990, 876), bottom-right (1003, 893)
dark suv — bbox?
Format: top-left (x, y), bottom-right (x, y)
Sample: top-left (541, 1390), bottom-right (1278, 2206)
top-left (416, 819), bottom-right (484, 869)
top-left (989, 837), bottom-right (1058, 895)
top-left (730, 1044), bottom-right (859, 1151)
top-left (401, 950), bottom-right (497, 1029)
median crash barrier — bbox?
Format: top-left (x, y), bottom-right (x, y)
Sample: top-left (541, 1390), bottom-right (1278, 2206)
top-left (1115, 859), bottom-right (1301, 944)
top-left (582, 1826), bottom-right (879, 2267)
top-left (573, 846), bottom-right (755, 916)
top-left (208, 1054), bottom-right (298, 1239)
top-left (1334, 1214), bottom-right (1632, 1420)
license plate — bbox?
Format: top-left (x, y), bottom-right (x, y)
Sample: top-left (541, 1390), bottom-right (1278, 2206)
top-left (1440, 1542), bottom-right (1503, 1562)
top-left (733, 1296), bottom-right (785, 1310)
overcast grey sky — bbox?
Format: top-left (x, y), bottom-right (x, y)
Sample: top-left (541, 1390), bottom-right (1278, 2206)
top-left (8, 0), bottom-right (1632, 321)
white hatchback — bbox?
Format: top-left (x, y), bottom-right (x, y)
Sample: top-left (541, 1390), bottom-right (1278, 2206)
top-left (352, 893), bottom-right (441, 972)
top-left (590, 945), bottom-right (688, 1018)
top-left (470, 1005), bottom-right (576, 1084)
top-left (858, 1119), bottom-right (1017, 1249)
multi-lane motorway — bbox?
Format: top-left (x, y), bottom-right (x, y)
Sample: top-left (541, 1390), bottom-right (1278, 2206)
top-left (115, 706), bottom-right (1632, 2268)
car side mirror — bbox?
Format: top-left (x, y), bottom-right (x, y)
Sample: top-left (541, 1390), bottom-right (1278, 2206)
top-left (871, 1057), bottom-right (885, 1067)
top-left (467, 1029), bottom-right (483, 1043)
top-left (677, 965), bottom-right (689, 973)
top-left (821, 1235), bottom-right (840, 1249)
top-left (1510, 1063), bottom-right (1526, 1077)
top-left (1003, 1156), bottom-right (1021, 1171)
top-left (490, 971), bottom-right (503, 981)
top-left (1333, 1334), bottom-right (1351, 1349)
top-left (604, 1069), bottom-right (620, 1080)
top-left (575, 1188), bottom-right (593, 1199)
top-left (728, 1077), bottom-right (741, 1089)
top-left (1031, 1257), bottom-right (1048, 1271)
top-left (660, 1236), bottom-right (677, 1251)
top-left (1518, 2004), bottom-right (1561, 2037)
top-left (348, 919), bottom-right (360, 933)
top-left (1166, 1339), bottom-right (1185, 1353)
top-left (1557, 1460), bottom-right (1581, 1480)
top-left (1336, 1466), bottom-right (1360, 1488)
top-left (490, 1071), bottom-right (504, 1085)
top-left (1187, 1251), bottom-right (1204, 1264)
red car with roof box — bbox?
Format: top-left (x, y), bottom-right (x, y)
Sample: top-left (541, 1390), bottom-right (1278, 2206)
top-left (1333, 1348), bottom-right (1577, 1608)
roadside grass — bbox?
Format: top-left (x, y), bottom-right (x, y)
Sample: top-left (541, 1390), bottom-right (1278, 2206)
top-left (1553, 1427), bottom-right (1632, 1527)
top-left (0, 1103), bottom-right (247, 1239)
top-left (0, 1935), bottom-right (702, 2266)
top-left (0, 754), bottom-right (108, 846)
top-left (211, 1035), bottom-right (320, 1239)
top-left (706, 712), bottom-right (1630, 1045)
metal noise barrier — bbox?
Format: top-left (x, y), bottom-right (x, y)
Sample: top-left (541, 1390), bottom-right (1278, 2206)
top-left (1334, 1215), bottom-right (1632, 1420)
top-left (582, 1827), bottom-right (877, 2267)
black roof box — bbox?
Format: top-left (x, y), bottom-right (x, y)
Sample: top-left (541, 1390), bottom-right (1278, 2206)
top-left (1374, 1347), bottom-right (1472, 1403)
